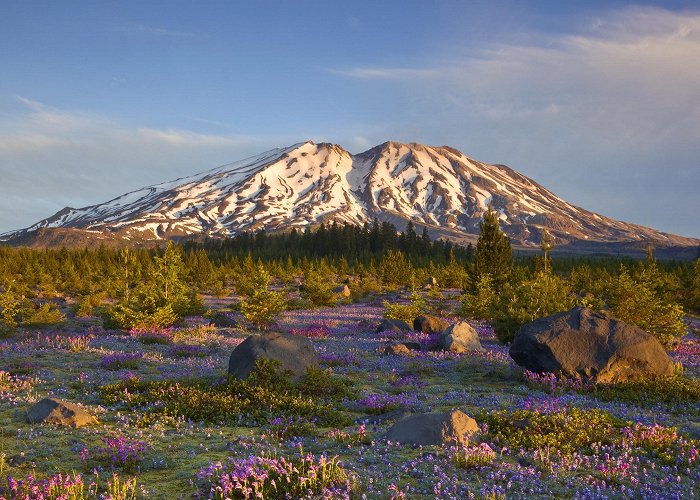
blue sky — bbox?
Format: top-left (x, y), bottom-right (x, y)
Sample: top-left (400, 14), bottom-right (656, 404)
top-left (1, 0), bottom-right (699, 238)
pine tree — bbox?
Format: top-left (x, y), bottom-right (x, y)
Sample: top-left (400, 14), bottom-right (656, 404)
top-left (472, 204), bottom-right (513, 290)
top-left (539, 227), bottom-right (554, 274)
top-left (240, 264), bottom-right (287, 329)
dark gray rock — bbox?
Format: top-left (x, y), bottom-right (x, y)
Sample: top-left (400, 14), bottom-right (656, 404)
top-left (385, 410), bottom-right (479, 446)
top-left (413, 315), bottom-right (448, 334)
top-left (26, 398), bottom-right (98, 428)
top-left (375, 319), bottom-right (411, 334)
top-left (228, 332), bottom-right (319, 381)
top-left (509, 306), bottom-right (674, 383)
top-left (208, 312), bottom-right (239, 328)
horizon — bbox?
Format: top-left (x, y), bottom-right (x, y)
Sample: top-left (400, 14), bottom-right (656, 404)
top-left (1, 1), bottom-right (699, 238)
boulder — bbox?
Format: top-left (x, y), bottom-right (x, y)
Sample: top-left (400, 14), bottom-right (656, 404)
top-left (26, 398), bottom-right (98, 428)
top-left (333, 284), bottom-right (351, 297)
top-left (375, 319), bottom-right (411, 334)
top-left (413, 315), bottom-right (448, 334)
top-left (441, 321), bottom-right (483, 353)
top-left (208, 312), bottom-right (239, 328)
top-left (385, 410), bottom-right (479, 446)
top-left (228, 332), bottom-right (318, 381)
top-left (383, 342), bottom-right (421, 355)
top-left (357, 319), bottom-right (376, 332)
top-left (509, 307), bottom-right (674, 383)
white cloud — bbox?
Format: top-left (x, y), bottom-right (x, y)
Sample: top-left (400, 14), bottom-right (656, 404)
top-left (331, 7), bottom-right (700, 237)
top-left (0, 98), bottom-right (291, 233)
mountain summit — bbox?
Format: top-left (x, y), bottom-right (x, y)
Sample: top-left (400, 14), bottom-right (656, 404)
top-left (3, 141), bottom-right (697, 255)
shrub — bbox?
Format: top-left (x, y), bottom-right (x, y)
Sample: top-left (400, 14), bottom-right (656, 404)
top-left (22, 303), bottom-right (66, 327)
top-left (300, 268), bottom-right (337, 307)
top-left (383, 286), bottom-right (427, 325)
top-left (493, 271), bottom-right (575, 344)
top-left (197, 450), bottom-right (349, 500)
top-left (481, 407), bottom-right (623, 455)
top-left (604, 267), bottom-right (686, 347)
top-left (588, 375), bottom-right (700, 408)
top-left (75, 291), bottom-right (107, 317)
top-left (299, 367), bottom-right (353, 399)
top-left (129, 327), bottom-right (173, 344)
top-left (458, 274), bottom-right (498, 320)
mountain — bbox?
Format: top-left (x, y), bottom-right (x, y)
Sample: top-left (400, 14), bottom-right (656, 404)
top-left (2, 141), bottom-right (698, 257)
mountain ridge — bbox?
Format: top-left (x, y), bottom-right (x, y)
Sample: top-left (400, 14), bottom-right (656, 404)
top-left (2, 140), bottom-right (697, 257)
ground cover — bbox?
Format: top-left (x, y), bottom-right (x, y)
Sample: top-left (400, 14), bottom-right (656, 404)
top-left (0, 294), bottom-right (698, 499)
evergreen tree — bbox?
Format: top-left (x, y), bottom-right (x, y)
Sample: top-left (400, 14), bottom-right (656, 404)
top-left (472, 204), bottom-right (512, 290)
top-left (240, 264), bottom-right (287, 329)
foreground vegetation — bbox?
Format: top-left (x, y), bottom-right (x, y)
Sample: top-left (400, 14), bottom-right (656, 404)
top-left (0, 217), bottom-right (699, 498)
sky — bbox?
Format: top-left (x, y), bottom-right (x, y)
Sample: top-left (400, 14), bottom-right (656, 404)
top-left (1, 0), bottom-right (699, 238)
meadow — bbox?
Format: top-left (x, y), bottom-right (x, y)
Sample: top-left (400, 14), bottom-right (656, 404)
top-left (0, 289), bottom-right (699, 499)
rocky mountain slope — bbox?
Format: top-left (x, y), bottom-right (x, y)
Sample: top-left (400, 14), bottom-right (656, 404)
top-left (2, 141), bottom-right (697, 256)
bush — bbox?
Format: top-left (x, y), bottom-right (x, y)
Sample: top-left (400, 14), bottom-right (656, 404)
top-left (383, 286), bottom-right (427, 325)
top-left (300, 268), bottom-right (337, 307)
top-left (22, 302), bottom-right (66, 327)
top-left (197, 450), bottom-right (349, 499)
top-left (104, 243), bottom-right (199, 330)
top-left (604, 267), bottom-right (686, 347)
top-left (494, 271), bottom-right (575, 344)
top-left (481, 407), bottom-right (623, 455)
top-left (458, 274), bottom-right (498, 319)
top-left (588, 375), bottom-right (700, 408)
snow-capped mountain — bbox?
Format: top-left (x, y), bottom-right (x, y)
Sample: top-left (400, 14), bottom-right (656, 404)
top-left (2, 141), bottom-right (698, 254)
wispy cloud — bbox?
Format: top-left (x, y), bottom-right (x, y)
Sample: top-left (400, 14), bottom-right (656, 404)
top-left (0, 98), bottom-right (290, 232)
top-left (332, 7), bottom-right (700, 236)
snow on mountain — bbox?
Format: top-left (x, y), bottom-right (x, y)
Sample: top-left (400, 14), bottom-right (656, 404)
top-left (2, 140), bottom-right (697, 252)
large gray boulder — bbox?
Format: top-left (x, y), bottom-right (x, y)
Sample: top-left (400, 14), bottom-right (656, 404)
top-left (385, 410), bottom-right (479, 446)
top-left (26, 398), bottom-right (98, 428)
top-left (509, 307), bottom-right (674, 383)
top-left (413, 315), bottom-right (448, 335)
top-left (441, 321), bottom-right (483, 353)
top-left (228, 332), bottom-right (319, 381)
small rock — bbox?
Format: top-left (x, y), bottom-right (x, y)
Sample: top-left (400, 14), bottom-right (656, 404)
top-left (208, 312), bottom-right (239, 328)
top-left (441, 321), bottom-right (483, 353)
top-left (383, 342), bottom-right (420, 356)
top-left (413, 315), bottom-right (448, 334)
top-left (333, 284), bottom-right (351, 297)
top-left (26, 398), bottom-right (98, 428)
top-left (385, 410), bottom-right (479, 446)
top-left (375, 319), bottom-right (411, 334)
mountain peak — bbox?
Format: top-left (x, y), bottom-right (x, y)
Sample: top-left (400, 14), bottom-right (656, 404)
top-left (2, 141), bottom-right (697, 257)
